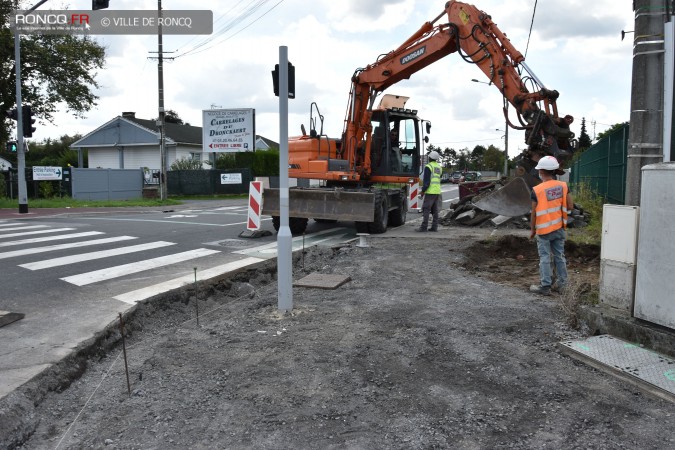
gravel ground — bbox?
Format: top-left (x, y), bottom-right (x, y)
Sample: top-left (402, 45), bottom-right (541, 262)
top-left (4, 230), bottom-right (674, 449)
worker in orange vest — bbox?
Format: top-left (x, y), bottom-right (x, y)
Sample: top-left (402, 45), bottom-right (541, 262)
top-left (529, 156), bottom-right (574, 296)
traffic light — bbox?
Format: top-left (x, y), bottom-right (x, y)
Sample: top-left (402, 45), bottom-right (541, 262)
top-left (271, 62), bottom-right (295, 99)
top-left (6, 141), bottom-right (17, 152)
top-left (6, 108), bottom-right (18, 122)
top-left (92, 0), bottom-right (109, 10)
top-left (22, 105), bottom-right (36, 138)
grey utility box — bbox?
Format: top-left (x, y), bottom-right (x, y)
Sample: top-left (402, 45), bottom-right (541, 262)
top-left (634, 163), bottom-right (675, 330)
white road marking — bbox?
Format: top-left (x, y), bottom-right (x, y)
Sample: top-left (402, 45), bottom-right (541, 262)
top-left (0, 225), bottom-right (48, 231)
top-left (61, 248), bottom-right (221, 286)
top-left (20, 241), bottom-right (176, 270)
top-left (0, 223), bottom-right (46, 229)
top-left (0, 228), bottom-right (76, 239)
top-left (113, 256), bottom-right (265, 304)
top-left (0, 231), bottom-right (105, 248)
top-left (233, 227), bottom-right (348, 255)
top-left (0, 236), bottom-right (137, 260)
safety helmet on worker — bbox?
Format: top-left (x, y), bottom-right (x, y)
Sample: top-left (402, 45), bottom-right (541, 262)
top-left (535, 156), bottom-right (560, 171)
top-left (428, 151), bottom-right (440, 161)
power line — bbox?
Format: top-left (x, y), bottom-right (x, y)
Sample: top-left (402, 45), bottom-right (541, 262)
top-left (524, 0), bottom-right (538, 58)
top-left (174, 0), bottom-right (285, 59)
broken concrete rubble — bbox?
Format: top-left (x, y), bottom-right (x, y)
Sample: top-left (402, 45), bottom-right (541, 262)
top-left (441, 179), bottom-right (592, 229)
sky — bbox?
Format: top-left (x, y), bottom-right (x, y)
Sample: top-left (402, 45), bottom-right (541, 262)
top-left (29, 0), bottom-right (635, 160)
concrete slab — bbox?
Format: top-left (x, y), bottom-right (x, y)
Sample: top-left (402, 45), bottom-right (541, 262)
top-left (559, 334), bottom-right (675, 403)
top-left (294, 273), bottom-right (351, 290)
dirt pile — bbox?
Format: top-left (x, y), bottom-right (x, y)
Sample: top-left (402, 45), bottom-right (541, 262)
top-left (3, 234), bottom-right (672, 450)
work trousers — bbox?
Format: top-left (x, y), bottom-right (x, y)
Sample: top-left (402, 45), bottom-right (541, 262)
top-left (535, 227), bottom-right (568, 289)
top-left (420, 193), bottom-right (441, 230)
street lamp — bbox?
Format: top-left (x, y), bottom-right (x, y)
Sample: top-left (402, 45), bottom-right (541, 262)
top-left (471, 78), bottom-right (509, 177)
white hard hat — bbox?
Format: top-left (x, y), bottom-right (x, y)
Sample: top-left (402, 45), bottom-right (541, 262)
top-left (535, 156), bottom-right (560, 171)
top-left (428, 151), bottom-right (440, 160)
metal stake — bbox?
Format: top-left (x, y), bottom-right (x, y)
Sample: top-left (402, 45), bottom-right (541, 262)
top-left (118, 313), bottom-right (131, 396)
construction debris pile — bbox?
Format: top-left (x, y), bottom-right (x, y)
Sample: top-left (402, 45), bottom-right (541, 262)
top-left (440, 179), bottom-right (591, 229)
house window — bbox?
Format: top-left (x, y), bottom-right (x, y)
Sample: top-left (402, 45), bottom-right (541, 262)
top-left (190, 153), bottom-right (201, 162)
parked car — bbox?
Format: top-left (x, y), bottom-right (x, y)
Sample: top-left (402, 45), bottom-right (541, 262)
top-left (460, 171), bottom-right (482, 182)
top-left (440, 173), bottom-right (451, 183)
top-left (450, 171), bottom-right (463, 183)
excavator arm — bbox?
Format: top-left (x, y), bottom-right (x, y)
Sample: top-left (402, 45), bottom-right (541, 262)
top-left (343, 1), bottom-right (576, 179)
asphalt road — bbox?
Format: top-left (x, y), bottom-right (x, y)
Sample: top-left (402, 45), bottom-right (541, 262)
top-left (0, 185), bottom-right (459, 400)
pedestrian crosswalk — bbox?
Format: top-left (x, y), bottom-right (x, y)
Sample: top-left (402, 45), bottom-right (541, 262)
top-left (0, 214), bottom-right (353, 304)
top-left (0, 220), bottom-right (230, 302)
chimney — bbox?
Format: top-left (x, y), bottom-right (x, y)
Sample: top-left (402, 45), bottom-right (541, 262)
top-left (122, 111), bottom-right (136, 118)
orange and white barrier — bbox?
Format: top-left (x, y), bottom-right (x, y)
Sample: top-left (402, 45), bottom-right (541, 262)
top-left (247, 181), bottom-right (263, 230)
top-left (408, 182), bottom-right (420, 211)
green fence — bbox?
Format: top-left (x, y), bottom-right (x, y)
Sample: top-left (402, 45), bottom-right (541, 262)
top-left (167, 169), bottom-right (253, 195)
top-left (569, 124), bottom-right (629, 204)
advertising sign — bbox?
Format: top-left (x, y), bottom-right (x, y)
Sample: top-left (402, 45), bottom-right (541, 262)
top-left (33, 166), bottom-right (63, 180)
top-left (202, 108), bottom-right (255, 153)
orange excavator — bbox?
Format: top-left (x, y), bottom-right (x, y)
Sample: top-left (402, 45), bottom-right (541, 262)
top-left (263, 0), bottom-right (577, 234)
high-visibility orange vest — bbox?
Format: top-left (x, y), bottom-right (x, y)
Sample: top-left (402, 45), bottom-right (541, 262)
top-left (533, 180), bottom-right (569, 235)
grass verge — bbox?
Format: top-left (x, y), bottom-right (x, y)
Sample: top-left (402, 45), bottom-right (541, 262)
top-left (0, 197), bottom-right (182, 209)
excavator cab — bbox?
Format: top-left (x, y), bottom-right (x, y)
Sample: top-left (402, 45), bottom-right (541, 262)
top-left (369, 108), bottom-right (422, 180)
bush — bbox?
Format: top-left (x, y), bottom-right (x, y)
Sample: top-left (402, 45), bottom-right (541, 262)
top-left (170, 157), bottom-right (204, 170)
top-left (215, 150), bottom-right (279, 177)
top-left (568, 182), bottom-right (605, 245)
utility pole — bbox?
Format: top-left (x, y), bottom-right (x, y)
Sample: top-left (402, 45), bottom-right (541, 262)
top-left (625, 0), bottom-right (668, 206)
top-left (157, 0), bottom-right (167, 200)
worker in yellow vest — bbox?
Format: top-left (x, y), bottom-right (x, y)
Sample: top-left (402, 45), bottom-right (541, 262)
top-left (529, 156), bottom-right (573, 296)
top-left (416, 151), bottom-right (442, 232)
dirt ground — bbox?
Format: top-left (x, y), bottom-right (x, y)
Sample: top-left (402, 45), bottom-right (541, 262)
top-left (5, 228), bottom-right (675, 449)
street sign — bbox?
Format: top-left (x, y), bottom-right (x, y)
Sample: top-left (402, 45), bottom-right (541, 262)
top-left (32, 166), bottom-right (63, 180)
top-left (202, 108), bottom-right (255, 153)
top-left (220, 173), bottom-right (242, 184)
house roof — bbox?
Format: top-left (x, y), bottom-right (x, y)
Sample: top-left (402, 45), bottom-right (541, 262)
top-left (127, 117), bottom-right (202, 145)
top-left (71, 113), bottom-right (277, 150)
top-left (256, 135), bottom-right (278, 149)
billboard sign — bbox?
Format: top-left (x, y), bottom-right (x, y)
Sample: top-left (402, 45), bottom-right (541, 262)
top-left (202, 108), bottom-right (255, 153)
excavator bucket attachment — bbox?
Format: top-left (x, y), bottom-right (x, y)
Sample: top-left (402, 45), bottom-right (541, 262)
top-left (263, 188), bottom-right (375, 222)
top-left (473, 177), bottom-right (532, 217)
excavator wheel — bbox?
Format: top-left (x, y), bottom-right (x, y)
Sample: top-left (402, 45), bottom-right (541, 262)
top-left (368, 191), bottom-right (389, 234)
top-left (388, 191), bottom-right (407, 227)
top-left (272, 216), bottom-right (309, 235)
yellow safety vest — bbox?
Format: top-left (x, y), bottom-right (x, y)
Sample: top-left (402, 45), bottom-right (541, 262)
top-left (425, 161), bottom-right (442, 195)
top-left (533, 180), bottom-right (569, 235)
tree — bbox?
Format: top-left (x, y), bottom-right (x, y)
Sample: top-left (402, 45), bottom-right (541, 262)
top-left (154, 109), bottom-right (184, 125)
top-left (469, 145), bottom-right (486, 170)
top-left (1, 0), bottom-right (106, 144)
top-left (596, 122), bottom-right (629, 141)
top-left (578, 117), bottom-right (592, 150)
top-left (442, 147), bottom-right (457, 168)
top-left (482, 145), bottom-right (505, 172)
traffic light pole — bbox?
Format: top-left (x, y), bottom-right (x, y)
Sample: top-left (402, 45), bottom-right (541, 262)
top-left (14, 28), bottom-right (28, 214)
top-left (11, 0), bottom-right (50, 214)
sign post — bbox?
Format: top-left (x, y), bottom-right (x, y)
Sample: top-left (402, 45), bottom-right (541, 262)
top-left (276, 46), bottom-right (293, 312)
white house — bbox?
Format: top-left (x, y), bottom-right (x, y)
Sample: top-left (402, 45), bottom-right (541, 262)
top-left (70, 112), bottom-right (278, 170)
top-left (0, 156), bottom-right (12, 170)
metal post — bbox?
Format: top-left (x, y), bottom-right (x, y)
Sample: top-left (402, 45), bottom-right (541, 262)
top-left (504, 117), bottom-right (509, 177)
top-left (277, 46), bottom-right (293, 312)
top-left (157, 0), bottom-right (167, 200)
top-left (14, 30), bottom-right (28, 214)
